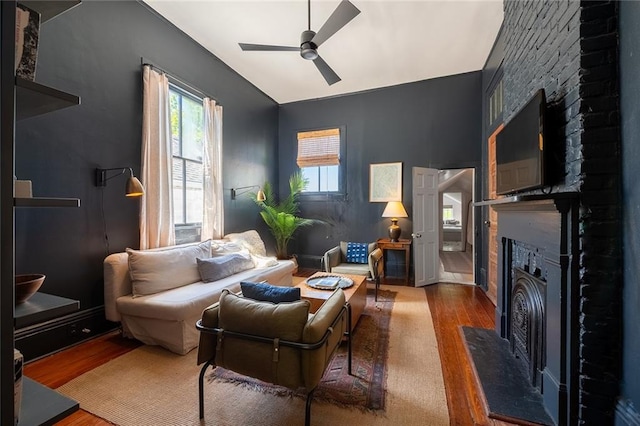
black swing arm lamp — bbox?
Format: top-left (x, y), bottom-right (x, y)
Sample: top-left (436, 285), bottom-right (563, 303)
top-left (95, 167), bottom-right (145, 197)
top-left (230, 185), bottom-right (266, 201)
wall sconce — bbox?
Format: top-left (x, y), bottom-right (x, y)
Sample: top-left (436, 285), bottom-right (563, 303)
top-left (231, 185), bottom-right (265, 201)
top-left (382, 201), bottom-right (408, 242)
top-left (95, 167), bottom-right (145, 197)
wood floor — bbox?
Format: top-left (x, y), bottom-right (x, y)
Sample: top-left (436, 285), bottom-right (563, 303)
top-left (24, 274), bottom-right (517, 426)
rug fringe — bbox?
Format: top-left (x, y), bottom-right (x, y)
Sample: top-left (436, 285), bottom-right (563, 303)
top-left (209, 371), bottom-right (386, 415)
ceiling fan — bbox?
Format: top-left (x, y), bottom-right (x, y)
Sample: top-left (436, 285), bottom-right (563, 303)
top-left (239, 0), bottom-right (361, 86)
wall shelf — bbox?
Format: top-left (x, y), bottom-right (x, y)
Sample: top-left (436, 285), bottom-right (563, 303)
top-left (17, 378), bottom-right (79, 426)
top-left (14, 197), bottom-right (81, 208)
top-left (15, 292), bottom-right (80, 329)
top-left (16, 78), bottom-right (80, 121)
top-left (1, 1), bottom-right (83, 424)
top-left (20, 1), bottom-right (81, 23)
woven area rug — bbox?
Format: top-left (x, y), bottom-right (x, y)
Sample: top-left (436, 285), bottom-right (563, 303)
top-left (57, 284), bottom-right (449, 426)
top-left (210, 289), bottom-right (395, 412)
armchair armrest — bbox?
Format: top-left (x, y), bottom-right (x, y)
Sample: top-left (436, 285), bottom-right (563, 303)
top-left (197, 302), bottom-right (220, 365)
top-left (368, 248), bottom-right (384, 279)
top-left (323, 246), bottom-right (342, 272)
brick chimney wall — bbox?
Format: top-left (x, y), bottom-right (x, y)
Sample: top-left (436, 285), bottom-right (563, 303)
top-left (501, 1), bottom-right (621, 424)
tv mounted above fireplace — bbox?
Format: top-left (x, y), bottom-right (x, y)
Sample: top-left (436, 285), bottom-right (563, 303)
top-left (496, 89), bottom-right (547, 195)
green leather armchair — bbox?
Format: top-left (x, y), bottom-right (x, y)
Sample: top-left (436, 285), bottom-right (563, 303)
top-left (322, 241), bottom-right (382, 279)
top-left (196, 288), bottom-right (352, 426)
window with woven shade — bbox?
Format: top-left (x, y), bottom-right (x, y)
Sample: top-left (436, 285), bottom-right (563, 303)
top-left (296, 128), bottom-right (342, 193)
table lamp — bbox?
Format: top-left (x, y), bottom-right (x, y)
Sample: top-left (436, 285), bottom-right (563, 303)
top-left (382, 201), bottom-right (408, 242)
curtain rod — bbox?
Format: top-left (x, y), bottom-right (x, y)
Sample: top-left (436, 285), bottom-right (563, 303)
top-left (142, 60), bottom-right (221, 106)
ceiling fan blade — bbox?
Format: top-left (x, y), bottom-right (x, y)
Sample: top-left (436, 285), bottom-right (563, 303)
top-left (312, 0), bottom-right (361, 47)
top-left (239, 43), bottom-right (299, 52)
top-left (313, 55), bottom-right (341, 85)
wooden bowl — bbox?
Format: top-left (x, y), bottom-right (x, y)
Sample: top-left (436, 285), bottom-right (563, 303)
top-left (15, 274), bottom-right (45, 304)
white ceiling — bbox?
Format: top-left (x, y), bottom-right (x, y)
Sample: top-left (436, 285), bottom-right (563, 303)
top-left (143, 0), bottom-right (504, 104)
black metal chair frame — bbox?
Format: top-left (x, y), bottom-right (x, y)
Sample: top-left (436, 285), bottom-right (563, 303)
top-left (196, 303), bottom-right (352, 426)
top-left (372, 253), bottom-right (383, 301)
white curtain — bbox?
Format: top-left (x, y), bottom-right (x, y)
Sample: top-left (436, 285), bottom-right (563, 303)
top-left (140, 65), bottom-right (175, 249)
top-left (202, 98), bottom-right (224, 240)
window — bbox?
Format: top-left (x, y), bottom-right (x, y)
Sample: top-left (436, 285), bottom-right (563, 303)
top-left (170, 85), bottom-right (204, 243)
top-left (443, 205), bottom-right (454, 221)
top-left (488, 78), bottom-right (503, 127)
top-left (296, 128), bottom-right (342, 194)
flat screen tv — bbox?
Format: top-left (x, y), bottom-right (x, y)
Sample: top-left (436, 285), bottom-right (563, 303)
top-left (496, 89), bottom-right (546, 195)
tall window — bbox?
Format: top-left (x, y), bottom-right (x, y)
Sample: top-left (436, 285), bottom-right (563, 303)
top-left (297, 128), bottom-right (341, 193)
top-left (489, 78), bottom-right (503, 127)
top-left (170, 85), bottom-right (204, 242)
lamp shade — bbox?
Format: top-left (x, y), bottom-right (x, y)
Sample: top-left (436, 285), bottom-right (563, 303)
top-left (382, 201), bottom-right (408, 218)
top-left (382, 201), bottom-right (407, 242)
top-left (126, 176), bottom-right (145, 197)
top-left (256, 189), bottom-right (266, 202)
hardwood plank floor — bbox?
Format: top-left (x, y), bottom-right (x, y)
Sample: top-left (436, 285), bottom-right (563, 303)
top-left (23, 276), bottom-right (519, 426)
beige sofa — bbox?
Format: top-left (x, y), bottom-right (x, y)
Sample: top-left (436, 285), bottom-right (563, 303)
top-left (103, 230), bottom-right (296, 355)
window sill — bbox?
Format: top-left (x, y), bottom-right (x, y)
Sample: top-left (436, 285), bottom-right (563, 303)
top-left (299, 193), bottom-right (347, 202)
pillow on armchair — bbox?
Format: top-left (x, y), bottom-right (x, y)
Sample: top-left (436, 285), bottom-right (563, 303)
top-left (339, 241), bottom-right (377, 263)
top-left (344, 242), bottom-right (369, 263)
top-left (240, 281), bottom-right (301, 303)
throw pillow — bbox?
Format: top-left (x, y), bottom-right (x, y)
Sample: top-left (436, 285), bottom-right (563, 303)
top-left (197, 252), bottom-right (255, 283)
top-left (241, 281), bottom-right (301, 303)
top-left (225, 230), bottom-right (267, 256)
top-left (346, 242), bottom-right (369, 264)
top-left (127, 240), bottom-right (211, 297)
top-left (211, 241), bottom-right (244, 256)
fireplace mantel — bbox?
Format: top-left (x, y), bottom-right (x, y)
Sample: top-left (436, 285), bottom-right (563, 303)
top-left (475, 192), bottom-right (578, 211)
top-left (479, 191), bottom-right (579, 426)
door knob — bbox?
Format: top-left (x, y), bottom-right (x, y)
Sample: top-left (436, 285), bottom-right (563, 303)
top-left (411, 233), bottom-right (422, 238)
top-left (484, 220), bottom-right (491, 227)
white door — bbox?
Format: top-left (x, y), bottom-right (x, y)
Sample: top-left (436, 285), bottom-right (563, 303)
top-left (412, 167), bottom-right (439, 286)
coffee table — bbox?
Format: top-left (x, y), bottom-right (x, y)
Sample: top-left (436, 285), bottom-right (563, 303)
top-left (295, 272), bottom-right (367, 331)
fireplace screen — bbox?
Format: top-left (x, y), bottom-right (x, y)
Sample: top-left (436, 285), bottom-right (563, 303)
top-left (510, 267), bottom-right (546, 388)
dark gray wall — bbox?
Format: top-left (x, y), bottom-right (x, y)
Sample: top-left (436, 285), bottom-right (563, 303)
top-left (278, 73), bottom-right (482, 268)
top-left (618, 1), bottom-right (640, 423)
top-left (15, 1), bottom-right (278, 314)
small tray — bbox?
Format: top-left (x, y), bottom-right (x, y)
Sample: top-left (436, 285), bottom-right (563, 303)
top-left (305, 275), bottom-right (354, 290)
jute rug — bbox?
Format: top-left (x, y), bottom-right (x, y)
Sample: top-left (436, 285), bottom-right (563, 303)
top-left (211, 289), bottom-right (395, 411)
top-left (57, 285), bottom-right (449, 425)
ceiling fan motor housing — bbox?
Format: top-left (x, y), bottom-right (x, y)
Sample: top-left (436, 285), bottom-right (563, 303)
top-left (300, 30), bottom-right (318, 60)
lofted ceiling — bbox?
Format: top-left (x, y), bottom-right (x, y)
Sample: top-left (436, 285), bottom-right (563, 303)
top-left (143, 0), bottom-right (504, 104)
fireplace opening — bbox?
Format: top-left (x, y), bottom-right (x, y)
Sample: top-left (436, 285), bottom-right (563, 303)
top-left (509, 267), bottom-right (546, 389)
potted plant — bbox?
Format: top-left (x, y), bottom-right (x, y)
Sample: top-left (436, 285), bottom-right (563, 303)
top-left (254, 171), bottom-right (320, 260)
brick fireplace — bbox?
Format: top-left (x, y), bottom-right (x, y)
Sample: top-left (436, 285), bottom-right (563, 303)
top-left (489, 194), bottom-right (579, 425)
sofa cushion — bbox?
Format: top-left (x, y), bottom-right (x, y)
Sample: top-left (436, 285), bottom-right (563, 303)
top-left (115, 259), bottom-right (296, 322)
top-left (241, 281), bottom-right (301, 303)
top-left (127, 240), bottom-right (211, 297)
top-left (225, 230), bottom-right (267, 256)
top-left (197, 253), bottom-right (255, 283)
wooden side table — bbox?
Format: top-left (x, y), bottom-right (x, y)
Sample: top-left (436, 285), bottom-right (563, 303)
top-left (376, 238), bottom-right (412, 282)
